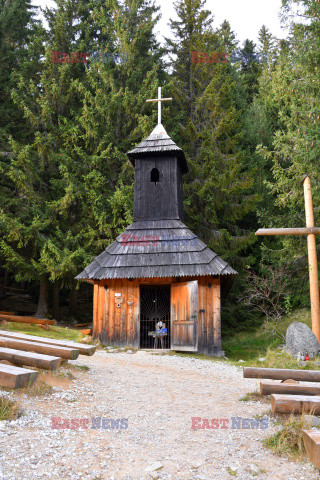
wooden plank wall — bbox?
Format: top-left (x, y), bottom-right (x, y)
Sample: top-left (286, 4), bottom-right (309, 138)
top-left (93, 279), bottom-right (140, 348)
top-left (133, 157), bottom-right (182, 221)
top-left (93, 275), bottom-right (222, 355)
top-left (171, 281), bottom-right (197, 351)
top-left (197, 277), bottom-right (221, 355)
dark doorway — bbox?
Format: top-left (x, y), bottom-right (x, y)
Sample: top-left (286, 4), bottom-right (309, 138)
top-left (140, 285), bottom-right (170, 348)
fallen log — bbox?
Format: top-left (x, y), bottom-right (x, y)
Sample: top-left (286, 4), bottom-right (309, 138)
top-left (0, 311), bottom-right (14, 315)
top-left (303, 430), bottom-right (320, 469)
top-left (80, 329), bottom-right (92, 336)
top-left (271, 394), bottom-right (320, 414)
top-left (0, 330), bottom-right (95, 356)
top-left (0, 337), bottom-right (79, 360)
top-left (244, 367), bottom-right (320, 383)
top-left (75, 323), bottom-right (91, 328)
top-left (0, 285), bottom-right (27, 293)
top-left (0, 347), bottom-right (62, 370)
top-left (0, 364), bottom-right (38, 389)
top-left (0, 314), bottom-right (55, 326)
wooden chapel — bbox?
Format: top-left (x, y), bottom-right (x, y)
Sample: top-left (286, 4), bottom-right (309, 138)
top-left (76, 90), bottom-right (237, 356)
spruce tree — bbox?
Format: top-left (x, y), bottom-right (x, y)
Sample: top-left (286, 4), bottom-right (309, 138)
top-left (240, 39), bottom-right (261, 104)
top-left (0, 0), bottom-right (112, 316)
top-left (166, 0), bottom-right (217, 123)
top-left (254, 0), bottom-right (320, 307)
top-left (0, 0), bottom-right (43, 149)
top-left (0, 0), bottom-right (164, 318)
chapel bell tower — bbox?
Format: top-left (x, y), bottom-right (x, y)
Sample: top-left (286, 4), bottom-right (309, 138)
top-left (127, 123), bottom-right (189, 221)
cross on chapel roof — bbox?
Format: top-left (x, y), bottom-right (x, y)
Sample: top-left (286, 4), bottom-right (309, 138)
top-left (146, 87), bottom-right (172, 125)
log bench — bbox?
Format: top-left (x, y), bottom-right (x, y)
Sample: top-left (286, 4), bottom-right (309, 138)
top-left (244, 367), bottom-right (320, 383)
top-left (0, 330), bottom-right (96, 356)
top-left (271, 394), bottom-right (320, 414)
top-left (0, 347), bottom-right (62, 370)
top-left (0, 337), bottom-right (79, 360)
top-left (303, 430), bottom-right (320, 469)
top-left (0, 364), bottom-right (38, 389)
top-left (260, 381), bottom-right (320, 396)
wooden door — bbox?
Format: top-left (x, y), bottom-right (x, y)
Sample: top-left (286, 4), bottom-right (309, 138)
top-left (171, 280), bottom-right (198, 352)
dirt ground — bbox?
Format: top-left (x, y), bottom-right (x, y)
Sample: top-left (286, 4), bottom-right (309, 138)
top-left (0, 349), bottom-right (319, 480)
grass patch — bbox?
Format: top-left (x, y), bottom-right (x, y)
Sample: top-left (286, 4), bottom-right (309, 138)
top-left (64, 364), bottom-right (89, 372)
top-left (168, 351), bottom-right (226, 362)
top-left (0, 322), bottom-right (85, 342)
top-left (0, 396), bottom-right (21, 420)
top-left (223, 308), bottom-right (316, 366)
top-left (227, 467), bottom-right (237, 476)
top-left (25, 379), bottom-right (53, 396)
top-left (239, 391), bottom-right (270, 404)
top-left (234, 346), bottom-right (319, 370)
top-left (52, 370), bottom-right (76, 380)
top-left (263, 414), bottom-right (309, 461)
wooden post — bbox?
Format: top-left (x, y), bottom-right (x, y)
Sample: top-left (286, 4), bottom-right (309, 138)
top-left (304, 176), bottom-right (320, 343)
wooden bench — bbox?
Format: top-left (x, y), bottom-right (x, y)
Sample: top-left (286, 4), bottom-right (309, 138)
top-left (303, 430), bottom-right (320, 469)
top-left (260, 381), bottom-right (320, 396)
top-left (244, 367), bottom-right (320, 383)
top-left (0, 364), bottom-right (38, 389)
top-left (0, 347), bottom-right (62, 370)
top-left (0, 336), bottom-right (79, 360)
top-left (0, 330), bottom-right (96, 356)
top-left (271, 394), bottom-right (320, 414)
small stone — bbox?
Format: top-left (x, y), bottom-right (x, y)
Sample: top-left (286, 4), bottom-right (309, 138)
top-left (304, 415), bottom-right (320, 428)
top-left (127, 350), bottom-right (133, 354)
top-left (258, 358), bottom-right (266, 362)
top-left (195, 475), bottom-right (206, 480)
top-left (145, 462), bottom-right (163, 473)
top-left (249, 464), bottom-right (260, 475)
top-left (238, 359), bottom-right (245, 363)
top-left (80, 336), bottom-right (92, 343)
top-left (191, 461), bottom-right (202, 469)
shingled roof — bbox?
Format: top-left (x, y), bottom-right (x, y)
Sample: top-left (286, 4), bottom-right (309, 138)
top-left (76, 220), bottom-right (237, 291)
top-left (127, 124), bottom-right (188, 173)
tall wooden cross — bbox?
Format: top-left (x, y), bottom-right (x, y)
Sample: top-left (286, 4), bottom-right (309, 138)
top-left (146, 87), bottom-right (172, 125)
top-left (256, 175), bottom-right (320, 343)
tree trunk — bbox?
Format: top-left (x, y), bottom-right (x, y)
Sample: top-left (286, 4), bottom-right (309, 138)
top-left (68, 280), bottom-right (78, 318)
top-left (35, 276), bottom-right (49, 318)
top-left (52, 281), bottom-right (60, 322)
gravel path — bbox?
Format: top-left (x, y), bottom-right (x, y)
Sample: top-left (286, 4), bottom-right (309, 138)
top-left (0, 349), bottom-right (319, 480)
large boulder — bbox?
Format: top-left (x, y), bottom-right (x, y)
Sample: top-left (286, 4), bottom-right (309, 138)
top-left (286, 321), bottom-right (319, 358)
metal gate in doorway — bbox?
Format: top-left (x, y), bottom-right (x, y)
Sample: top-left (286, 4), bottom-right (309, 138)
top-left (140, 285), bottom-right (170, 348)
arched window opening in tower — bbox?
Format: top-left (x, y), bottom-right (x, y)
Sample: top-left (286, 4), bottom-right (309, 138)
top-left (151, 168), bottom-right (160, 185)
